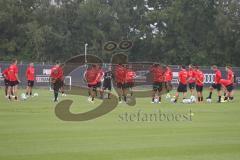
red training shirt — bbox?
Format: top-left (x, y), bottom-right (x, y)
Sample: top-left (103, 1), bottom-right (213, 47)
top-left (26, 66), bottom-right (35, 81)
top-left (85, 67), bottom-right (98, 85)
top-left (164, 68), bottom-right (173, 82)
top-left (50, 66), bottom-right (63, 80)
top-left (227, 69), bottom-right (234, 84)
top-left (2, 68), bottom-right (9, 80)
top-left (214, 69), bottom-right (222, 84)
top-left (125, 69), bottom-right (136, 83)
top-left (178, 69), bottom-right (188, 85)
top-left (220, 79), bottom-right (232, 87)
top-left (188, 69), bottom-right (196, 83)
top-left (8, 64), bottom-right (18, 81)
top-left (150, 66), bottom-right (164, 82)
top-left (195, 70), bottom-right (204, 86)
top-left (114, 65), bottom-right (127, 84)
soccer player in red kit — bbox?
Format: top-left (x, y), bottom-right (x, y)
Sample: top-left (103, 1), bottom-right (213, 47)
top-left (125, 65), bottom-right (136, 97)
top-left (164, 65), bottom-right (173, 96)
top-left (84, 64), bottom-right (98, 103)
top-left (150, 64), bottom-right (165, 103)
top-left (188, 64), bottom-right (196, 96)
top-left (195, 66), bottom-right (204, 102)
top-left (173, 65), bottom-right (188, 103)
top-left (114, 64), bottom-right (127, 103)
top-left (222, 66), bottom-right (235, 101)
top-left (25, 63), bottom-right (35, 97)
top-left (50, 61), bottom-right (64, 102)
top-left (7, 59), bottom-right (20, 100)
top-left (207, 65), bottom-right (222, 103)
top-left (2, 67), bottom-right (10, 97)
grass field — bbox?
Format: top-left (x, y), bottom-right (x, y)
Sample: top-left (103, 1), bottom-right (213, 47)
top-left (0, 89), bottom-right (240, 160)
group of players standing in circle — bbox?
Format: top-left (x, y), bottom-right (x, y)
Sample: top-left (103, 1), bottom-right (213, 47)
top-left (1, 59), bottom-right (236, 104)
top-left (84, 63), bottom-right (235, 104)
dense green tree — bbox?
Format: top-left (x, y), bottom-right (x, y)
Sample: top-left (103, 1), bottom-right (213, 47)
top-left (0, 0), bottom-right (239, 66)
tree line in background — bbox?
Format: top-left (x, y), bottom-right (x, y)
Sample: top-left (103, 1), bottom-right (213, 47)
top-left (0, 0), bottom-right (239, 66)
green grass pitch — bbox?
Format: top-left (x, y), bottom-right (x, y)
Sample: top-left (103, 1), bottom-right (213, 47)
top-left (0, 89), bottom-right (240, 160)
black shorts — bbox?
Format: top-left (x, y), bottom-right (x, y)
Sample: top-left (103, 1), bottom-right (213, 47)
top-left (177, 83), bottom-right (187, 92)
top-left (126, 82), bottom-right (134, 88)
top-left (117, 82), bottom-right (123, 89)
top-left (196, 85), bottom-right (203, 92)
top-left (103, 85), bottom-right (112, 91)
top-left (53, 79), bottom-right (62, 91)
top-left (226, 84), bottom-right (234, 92)
top-left (88, 84), bottom-right (97, 88)
top-left (60, 80), bottom-right (64, 87)
top-left (153, 82), bottom-right (163, 92)
top-left (9, 80), bottom-right (19, 87)
top-left (96, 82), bottom-right (102, 88)
top-left (103, 82), bottom-right (112, 91)
top-left (189, 82), bottom-right (195, 89)
top-left (211, 83), bottom-right (221, 91)
top-left (4, 79), bottom-right (9, 86)
top-left (27, 80), bottom-right (34, 87)
top-left (164, 81), bottom-right (172, 90)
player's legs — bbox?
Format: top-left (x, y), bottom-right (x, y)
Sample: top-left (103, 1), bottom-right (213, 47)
top-left (229, 90), bottom-right (234, 101)
top-left (99, 83), bottom-right (104, 99)
top-left (128, 82), bottom-right (134, 97)
top-left (26, 80), bottom-right (33, 96)
top-left (196, 85), bottom-right (203, 102)
top-left (103, 82), bottom-right (112, 99)
top-left (182, 92), bottom-right (187, 99)
top-left (13, 81), bottom-right (19, 100)
top-left (53, 80), bottom-right (61, 102)
top-left (174, 83), bottom-right (187, 103)
top-left (4, 80), bottom-right (9, 97)
top-left (226, 85), bottom-right (234, 101)
top-left (166, 81), bottom-right (172, 94)
top-left (60, 80), bottom-right (66, 96)
top-left (7, 82), bottom-right (14, 100)
top-left (152, 82), bottom-right (158, 103)
top-left (122, 84), bottom-right (128, 102)
top-left (216, 84), bottom-right (222, 103)
top-left (5, 85), bottom-right (8, 97)
top-left (107, 85), bottom-right (112, 99)
top-left (116, 83), bottom-right (123, 102)
top-left (174, 92), bottom-right (179, 103)
top-left (91, 87), bottom-right (97, 102)
top-left (158, 82), bottom-right (163, 103)
top-left (189, 83), bottom-right (195, 96)
top-left (207, 84), bottom-right (215, 99)
top-left (222, 85), bottom-right (229, 101)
